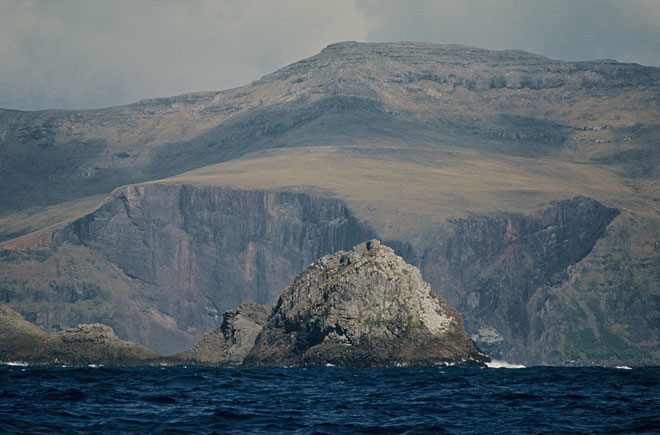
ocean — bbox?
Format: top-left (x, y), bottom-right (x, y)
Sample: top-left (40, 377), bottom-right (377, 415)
top-left (1, 364), bottom-right (658, 434)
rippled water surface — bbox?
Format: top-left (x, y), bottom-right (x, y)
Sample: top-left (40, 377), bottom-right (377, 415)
top-left (1, 365), bottom-right (659, 433)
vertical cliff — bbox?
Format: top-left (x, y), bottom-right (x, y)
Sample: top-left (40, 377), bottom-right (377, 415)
top-left (43, 183), bottom-right (375, 354)
top-left (0, 192), bottom-right (642, 363)
top-left (416, 197), bottom-right (619, 363)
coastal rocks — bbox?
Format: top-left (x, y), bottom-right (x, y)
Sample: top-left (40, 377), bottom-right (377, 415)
top-left (1, 236), bottom-right (489, 368)
top-left (0, 240), bottom-right (489, 368)
top-left (243, 240), bottom-right (488, 367)
top-left (0, 305), bottom-right (158, 366)
top-left (171, 301), bottom-right (269, 366)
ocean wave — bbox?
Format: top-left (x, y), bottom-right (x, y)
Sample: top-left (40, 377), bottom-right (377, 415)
top-left (1, 361), bottom-right (28, 367)
top-left (485, 359), bottom-right (526, 369)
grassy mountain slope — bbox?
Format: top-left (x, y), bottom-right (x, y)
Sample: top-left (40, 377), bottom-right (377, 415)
top-left (2, 42), bottom-right (658, 239)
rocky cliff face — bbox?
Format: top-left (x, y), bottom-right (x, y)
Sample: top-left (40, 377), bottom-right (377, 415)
top-left (2, 183), bottom-right (374, 354)
top-left (0, 305), bottom-right (158, 366)
top-left (0, 192), bottom-right (629, 364)
top-left (55, 183), bottom-right (374, 308)
top-left (244, 240), bottom-right (488, 367)
top-left (416, 197), bottom-right (619, 363)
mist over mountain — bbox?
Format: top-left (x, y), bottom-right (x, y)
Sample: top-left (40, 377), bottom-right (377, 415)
top-left (4, 1), bottom-right (660, 111)
top-left (1, 42), bottom-right (658, 365)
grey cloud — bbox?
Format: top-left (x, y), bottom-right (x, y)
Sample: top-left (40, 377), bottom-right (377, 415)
top-left (358, 0), bottom-right (660, 66)
top-left (0, 0), bottom-right (371, 110)
top-left (1, 0), bottom-right (659, 111)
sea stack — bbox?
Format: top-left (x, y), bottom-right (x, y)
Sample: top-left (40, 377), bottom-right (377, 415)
top-left (244, 240), bottom-right (489, 367)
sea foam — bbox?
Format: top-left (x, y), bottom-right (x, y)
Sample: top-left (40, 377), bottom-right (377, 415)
top-left (485, 360), bottom-right (526, 369)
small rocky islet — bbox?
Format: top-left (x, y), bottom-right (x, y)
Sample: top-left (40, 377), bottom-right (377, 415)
top-left (0, 305), bottom-right (158, 366)
top-left (1, 240), bottom-right (488, 367)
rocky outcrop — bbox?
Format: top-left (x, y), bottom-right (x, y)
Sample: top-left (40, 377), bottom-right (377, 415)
top-left (170, 301), bottom-right (269, 366)
top-left (0, 305), bottom-right (158, 366)
top-left (244, 240), bottom-right (488, 367)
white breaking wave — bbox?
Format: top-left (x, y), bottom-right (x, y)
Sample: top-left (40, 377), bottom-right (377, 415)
top-left (485, 360), bottom-right (526, 369)
top-left (2, 361), bottom-right (29, 367)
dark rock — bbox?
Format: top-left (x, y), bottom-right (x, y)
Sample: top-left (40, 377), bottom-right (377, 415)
top-left (244, 240), bottom-right (488, 367)
top-left (170, 301), bottom-right (269, 366)
top-left (0, 305), bottom-right (158, 366)
top-left (420, 196), bottom-right (619, 363)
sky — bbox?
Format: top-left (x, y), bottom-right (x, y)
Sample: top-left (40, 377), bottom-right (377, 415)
top-left (2, 0), bottom-right (659, 111)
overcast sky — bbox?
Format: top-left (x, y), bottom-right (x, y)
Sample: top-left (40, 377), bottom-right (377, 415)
top-left (2, 0), bottom-right (659, 111)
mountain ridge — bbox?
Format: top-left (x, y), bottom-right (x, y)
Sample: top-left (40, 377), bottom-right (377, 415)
top-left (2, 41), bottom-right (658, 224)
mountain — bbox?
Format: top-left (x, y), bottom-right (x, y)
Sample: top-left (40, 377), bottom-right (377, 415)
top-left (1, 42), bottom-right (658, 365)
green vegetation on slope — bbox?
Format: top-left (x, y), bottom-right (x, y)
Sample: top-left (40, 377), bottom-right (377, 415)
top-left (532, 213), bottom-right (660, 365)
top-left (0, 242), bottom-right (197, 353)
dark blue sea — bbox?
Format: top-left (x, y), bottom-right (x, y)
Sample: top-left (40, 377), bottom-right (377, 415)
top-left (1, 364), bottom-right (659, 434)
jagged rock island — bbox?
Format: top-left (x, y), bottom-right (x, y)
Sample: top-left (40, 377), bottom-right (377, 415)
top-left (180, 240), bottom-right (489, 367)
